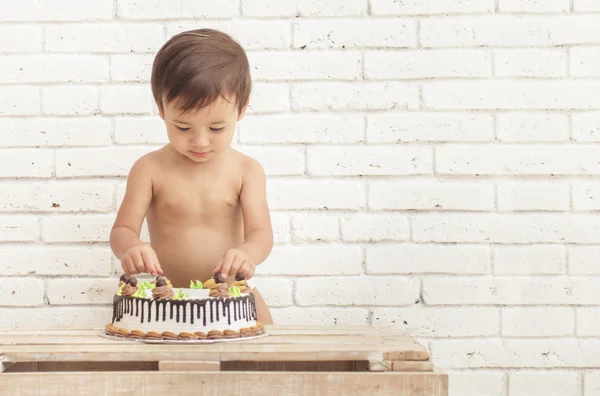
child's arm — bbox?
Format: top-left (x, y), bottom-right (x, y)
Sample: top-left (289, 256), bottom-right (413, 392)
top-left (110, 156), bottom-right (162, 276)
top-left (215, 158), bottom-right (273, 279)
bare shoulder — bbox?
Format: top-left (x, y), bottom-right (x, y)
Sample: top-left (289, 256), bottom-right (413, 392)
top-left (230, 149), bottom-right (265, 180)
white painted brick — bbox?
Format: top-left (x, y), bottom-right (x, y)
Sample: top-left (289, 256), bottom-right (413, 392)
top-left (270, 307), bottom-right (370, 326)
top-left (42, 86), bottom-right (98, 116)
top-left (0, 306), bottom-right (112, 329)
top-left (341, 214), bottom-right (409, 242)
top-left (423, 276), bottom-right (600, 305)
top-left (366, 244), bottom-right (490, 274)
top-left (497, 113), bottom-right (569, 142)
top-left (270, 179), bottom-right (365, 210)
top-left (118, 0), bottom-right (237, 19)
top-left (294, 19), bottom-right (417, 49)
top-left (56, 147), bottom-right (154, 178)
top-left (248, 51), bottom-right (362, 81)
top-left (509, 371), bottom-right (580, 396)
top-left (584, 372), bottom-right (600, 395)
top-left (495, 49), bottom-right (566, 77)
top-left (259, 245), bottom-right (362, 276)
top-left (497, 182), bottom-right (570, 211)
top-left (237, 146), bottom-right (305, 176)
top-left (110, 54), bottom-right (154, 82)
top-left (292, 82), bottom-right (419, 111)
top-left (240, 114), bottom-right (364, 144)
top-left (0, 86), bottom-right (40, 116)
top-left (447, 371), bottom-right (506, 396)
top-left (368, 113), bottom-right (493, 143)
top-left (369, 181), bottom-right (494, 211)
top-left (569, 247), bottom-right (600, 275)
top-left (499, 0), bottom-right (570, 12)
top-left (366, 50), bottom-right (491, 79)
top-left (373, 307), bottom-right (499, 337)
top-left (0, 25), bottom-right (42, 52)
top-left (424, 81), bottom-right (600, 110)
top-left (42, 214), bottom-right (114, 243)
top-left (248, 84), bottom-right (290, 113)
top-left (502, 307), bottom-right (574, 337)
top-left (578, 308), bottom-right (600, 336)
top-left (371, 0), bottom-right (494, 15)
top-left (0, 247), bottom-right (112, 276)
top-left (0, 0), bottom-right (113, 22)
top-left (0, 216), bottom-right (39, 242)
top-left (493, 245), bottom-right (565, 275)
top-left (436, 145), bottom-right (600, 175)
top-left (47, 278), bottom-right (116, 305)
top-left (571, 47), bottom-right (600, 77)
top-left (572, 113), bottom-right (600, 142)
top-left (113, 116), bottom-right (166, 144)
top-left (0, 149), bottom-right (53, 178)
top-left (164, 21), bottom-right (231, 38)
top-left (0, 278), bottom-right (44, 307)
top-left (242, 0), bottom-right (367, 17)
top-left (0, 118), bottom-right (111, 148)
top-left (291, 214), bottom-right (339, 242)
top-left (100, 85), bottom-right (155, 115)
top-left (0, 55), bottom-right (108, 83)
top-left (296, 276), bottom-right (419, 306)
top-left (270, 212), bottom-right (291, 244)
top-left (570, 182), bottom-right (600, 211)
top-left (250, 278), bottom-right (293, 307)
top-left (0, 182), bottom-right (114, 213)
top-left (575, 0), bottom-right (600, 11)
top-left (307, 146), bottom-right (432, 176)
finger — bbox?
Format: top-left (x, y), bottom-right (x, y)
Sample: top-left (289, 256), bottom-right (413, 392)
top-left (248, 264), bottom-right (256, 279)
top-left (141, 249), bottom-right (156, 276)
top-left (213, 257), bottom-right (223, 275)
top-left (237, 261), bottom-right (250, 279)
top-left (220, 251), bottom-right (235, 278)
top-left (152, 250), bottom-right (163, 274)
top-left (230, 259), bottom-right (245, 279)
top-left (121, 258), bottom-right (132, 275)
top-left (132, 252), bottom-right (145, 274)
top-left (123, 256), bottom-right (136, 275)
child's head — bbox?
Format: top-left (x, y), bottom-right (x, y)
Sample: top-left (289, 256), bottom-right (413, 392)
top-left (151, 29), bottom-right (251, 163)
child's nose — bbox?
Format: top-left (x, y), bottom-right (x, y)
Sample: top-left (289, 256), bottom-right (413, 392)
top-left (192, 131), bottom-right (209, 147)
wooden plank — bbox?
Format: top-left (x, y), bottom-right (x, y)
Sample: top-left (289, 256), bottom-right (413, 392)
top-left (159, 361), bottom-right (220, 371)
top-left (370, 360), bottom-right (434, 372)
top-left (0, 371), bottom-right (448, 396)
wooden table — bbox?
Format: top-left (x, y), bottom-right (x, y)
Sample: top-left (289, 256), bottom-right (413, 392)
top-left (0, 326), bottom-right (447, 395)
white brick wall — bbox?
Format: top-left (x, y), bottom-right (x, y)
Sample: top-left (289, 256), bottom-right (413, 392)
top-left (0, 2), bottom-right (597, 395)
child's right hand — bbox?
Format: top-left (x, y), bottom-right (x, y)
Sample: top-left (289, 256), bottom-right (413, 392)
top-left (121, 243), bottom-right (163, 276)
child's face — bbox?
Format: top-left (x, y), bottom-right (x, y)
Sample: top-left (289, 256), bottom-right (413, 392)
top-left (159, 95), bottom-right (246, 163)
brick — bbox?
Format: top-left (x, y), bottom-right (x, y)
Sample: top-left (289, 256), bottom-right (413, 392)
top-left (42, 214), bottom-right (115, 243)
top-left (424, 81), bottom-right (600, 110)
top-left (268, 179), bottom-right (364, 210)
top-left (369, 181), bottom-right (494, 211)
top-left (248, 83), bottom-right (289, 113)
top-left (238, 146), bottom-right (305, 176)
top-left (572, 112), bottom-right (600, 141)
top-left (292, 82), bottom-right (419, 111)
top-left (270, 212), bottom-right (291, 244)
top-left (572, 47), bottom-right (600, 77)
top-left (100, 85), bottom-right (155, 115)
top-left (294, 19), bottom-right (416, 49)
top-left (42, 86), bottom-right (98, 116)
top-left (0, 118), bottom-right (110, 148)
top-left (502, 307), bottom-right (574, 337)
top-left (0, 182), bottom-right (114, 213)
top-left (367, 244), bottom-right (490, 274)
top-left (493, 245), bottom-right (565, 275)
top-left (572, 182), bottom-right (600, 211)
top-left (0, 246), bottom-right (112, 276)
top-left (110, 54), bottom-right (154, 82)
top-left (47, 278), bottom-right (116, 305)
top-left (0, 307), bottom-right (112, 329)
top-left (271, 307), bottom-right (370, 326)
top-left (371, 0), bottom-right (494, 15)
top-left (250, 278), bottom-right (293, 307)
top-left (0, 278), bottom-right (44, 306)
top-left (575, 0), bottom-right (600, 11)
top-left (248, 51), bottom-right (362, 81)
top-left (368, 113), bottom-right (493, 143)
top-left (0, 216), bottom-right (39, 242)
top-left (0, 86), bottom-right (40, 116)
top-left (0, 55), bottom-right (108, 83)
top-left (0, 149), bottom-right (53, 178)
top-left (259, 245), bottom-right (362, 276)
top-left (118, 0), bottom-right (237, 19)
top-left (113, 116), bottom-right (167, 144)
top-left (242, 0), bottom-right (367, 17)
top-left (497, 182), bottom-right (570, 211)
top-left (497, 113), bottom-right (569, 142)
top-left (424, 276), bottom-right (600, 305)
top-left (436, 145), bottom-right (600, 175)
top-left (296, 276), bottom-right (419, 306)
top-left (569, 247), bottom-right (600, 275)
top-left (0, 25), bottom-right (42, 52)
top-left (509, 371), bottom-right (580, 396)
top-left (495, 49), bottom-right (566, 77)
top-left (0, 0), bottom-right (113, 22)
top-left (446, 371), bottom-right (506, 396)
top-left (584, 372), bottom-right (600, 395)
top-left (366, 49), bottom-right (490, 79)
top-left (307, 146), bottom-right (432, 176)
top-left (373, 307), bottom-right (499, 337)
top-left (240, 114), bottom-right (364, 144)
top-left (341, 214), bottom-right (409, 242)
top-left (291, 214), bottom-right (339, 242)
top-left (499, 0), bottom-right (570, 12)
top-left (578, 308), bottom-right (600, 335)
top-left (56, 147), bottom-right (154, 178)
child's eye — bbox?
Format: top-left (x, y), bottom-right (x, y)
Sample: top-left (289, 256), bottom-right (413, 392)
top-left (176, 126), bottom-right (191, 131)
top-left (210, 127), bottom-right (225, 132)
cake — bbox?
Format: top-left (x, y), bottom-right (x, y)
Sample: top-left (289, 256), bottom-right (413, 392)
top-left (104, 273), bottom-right (265, 340)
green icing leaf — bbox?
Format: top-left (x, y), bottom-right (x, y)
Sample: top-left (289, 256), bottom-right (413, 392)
top-left (116, 283), bottom-right (125, 296)
top-left (172, 288), bottom-right (188, 300)
top-left (138, 281), bottom-right (155, 290)
top-left (229, 285), bottom-right (241, 297)
top-left (189, 280), bottom-right (204, 289)
top-left (132, 288), bottom-right (146, 298)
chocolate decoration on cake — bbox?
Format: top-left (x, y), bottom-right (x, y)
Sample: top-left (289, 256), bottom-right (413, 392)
top-left (235, 272), bottom-right (246, 281)
top-left (119, 274), bottom-right (131, 285)
top-left (214, 272), bottom-right (225, 284)
top-left (155, 279), bottom-right (167, 287)
top-left (126, 277), bottom-right (138, 287)
top-left (156, 275), bottom-right (167, 282)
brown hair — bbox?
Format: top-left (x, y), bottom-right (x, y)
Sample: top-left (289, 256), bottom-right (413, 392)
top-left (151, 29), bottom-right (251, 115)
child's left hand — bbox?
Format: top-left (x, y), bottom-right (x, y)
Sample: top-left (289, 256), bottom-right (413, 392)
top-left (214, 248), bottom-right (256, 279)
